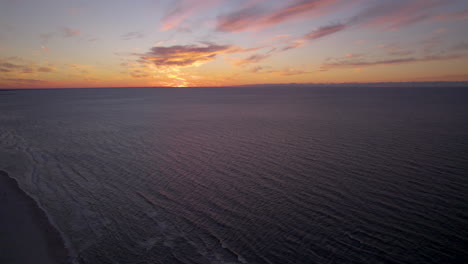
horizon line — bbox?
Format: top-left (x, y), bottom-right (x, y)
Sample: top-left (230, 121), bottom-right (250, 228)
top-left (2, 81), bottom-right (468, 90)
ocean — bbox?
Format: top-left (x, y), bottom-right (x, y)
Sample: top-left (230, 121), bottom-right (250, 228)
top-left (0, 86), bottom-right (467, 263)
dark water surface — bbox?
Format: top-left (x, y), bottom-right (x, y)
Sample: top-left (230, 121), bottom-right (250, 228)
top-left (0, 86), bottom-right (467, 263)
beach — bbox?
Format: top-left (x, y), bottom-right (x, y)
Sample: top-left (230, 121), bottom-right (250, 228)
top-left (0, 170), bottom-right (69, 264)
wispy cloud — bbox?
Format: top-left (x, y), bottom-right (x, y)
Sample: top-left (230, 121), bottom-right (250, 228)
top-left (453, 42), bottom-right (468, 51)
top-left (433, 9), bottom-right (468, 22)
top-left (39, 27), bottom-right (81, 44)
top-left (137, 43), bottom-right (242, 68)
top-left (247, 65), bottom-right (314, 76)
top-left (376, 44), bottom-right (414, 56)
top-left (130, 70), bottom-right (150, 79)
top-left (233, 48), bottom-right (277, 66)
top-left (39, 33), bottom-right (55, 44)
top-left (216, 0), bottom-right (343, 32)
top-left (216, 5), bottom-right (263, 32)
top-left (37, 66), bottom-right (55, 72)
top-left (304, 23), bottom-right (347, 40)
top-left (229, 22), bottom-right (348, 66)
top-left (352, 0), bottom-right (450, 30)
top-left (261, 0), bottom-right (459, 55)
top-left (264, 0), bottom-right (339, 26)
top-left (1, 78), bottom-right (48, 84)
top-left (161, 0), bottom-right (219, 31)
top-left (321, 54), bottom-right (468, 70)
top-left (0, 57), bottom-right (55, 74)
top-left (61, 27), bottom-right (81, 37)
top-left (121, 32), bottom-right (145, 40)
top-left (410, 73), bottom-right (468, 81)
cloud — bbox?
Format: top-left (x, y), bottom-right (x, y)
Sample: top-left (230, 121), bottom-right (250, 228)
top-left (410, 73), bottom-right (468, 81)
top-left (269, 1), bottom-right (456, 53)
top-left (216, 0), bottom-right (342, 32)
top-left (281, 40), bottom-right (305, 51)
top-left (376, 44), bottom-right (414, 56)
top-left (40, 33), bottom-right (55, 44)
top-left (304, 23), bottom-right (347, 40)
top-left (216, 5), bottom-right (265, 32)
top-left (0, 57), bottom-right (55, 74)
top-left (453, 42), bottom-right (468, 51)
top-left (1, 78), bottom-right (48, 84)
top-left (433, 9), bottom-right (468, 22)
top-left (352, 0), bottom-right (450, 30)
top-left (160, 0), bottom-right (219, 31)
top-left (248, 65), bottom-right (268, 73)
top-left (273, 68), bottom-right (314, 76)
top-left (121, 32), bottom-right (144, 40)
top-left (67, 64), bottom-right (94, 75)
top-left (272, 23), bottom-right (347, 53)
top-left (0, 62), bottom-right (22, 69)
top-left (235, 53), bottom-right (271, 66)
top-left (321, 54), bottom-right (468, 70)
top-left (264, 0), bottom-right (339, 26)
top-left (61, 27), bottom-right (81, 37)
top-left (138, 43), bottom-right (242, 68)
top-left (40, 27), bottom-right (81, 44)
top-left (37, 66), bottom-right (55, 72)
top-left (227, 22), bottom-right (347, 66)
top-left (247, 65), bottom-right (314, 76)
top-left (233, 48), bottom-right (277, 66)
top-left (130, 70), bottom-right (150, 78)
top-left (346, 53), bottom-right (362, 58)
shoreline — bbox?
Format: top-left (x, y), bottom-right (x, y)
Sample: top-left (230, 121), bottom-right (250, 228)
top-left (0, 170), bottom-right (70, 264)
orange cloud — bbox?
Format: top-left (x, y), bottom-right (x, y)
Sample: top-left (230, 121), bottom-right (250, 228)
top-left (247, 65), bottom-right (314, 76)
top-left (138, 43), bottom-right (243, 68)
top-left (0, 57), bottom-right (55, 74)
top-left (1, 78), bottom-right (48, 84)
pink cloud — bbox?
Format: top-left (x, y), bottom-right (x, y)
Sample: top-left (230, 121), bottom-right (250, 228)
top-left (264, 0), bottom-right (339, 25)
top-left (161, 0), bottom-right (220, 31)
top-left (353, 0), bottom-right (450, 30)
top-left (433, 9), bottom-right (468, 22)
top-left (304, 23), bottom-right (347, 40)
top-left (217, 0), bottom-right (343, 32)
top-left (233, 49), bottom-right (276, 66)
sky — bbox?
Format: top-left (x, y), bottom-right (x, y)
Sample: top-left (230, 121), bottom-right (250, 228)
top-left (0, 0), bottom-right (467, 88)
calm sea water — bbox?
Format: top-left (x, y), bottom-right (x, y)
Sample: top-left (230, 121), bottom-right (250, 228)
top-left (0, 86), bottom-right (467, 264)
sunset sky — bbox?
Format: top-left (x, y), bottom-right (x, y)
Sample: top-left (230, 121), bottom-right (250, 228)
top-left (1, 0), bottom-right (467, 88)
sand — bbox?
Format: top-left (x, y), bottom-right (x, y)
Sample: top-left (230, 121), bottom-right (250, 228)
top-left (0, 170), bottom-right (70, 264)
